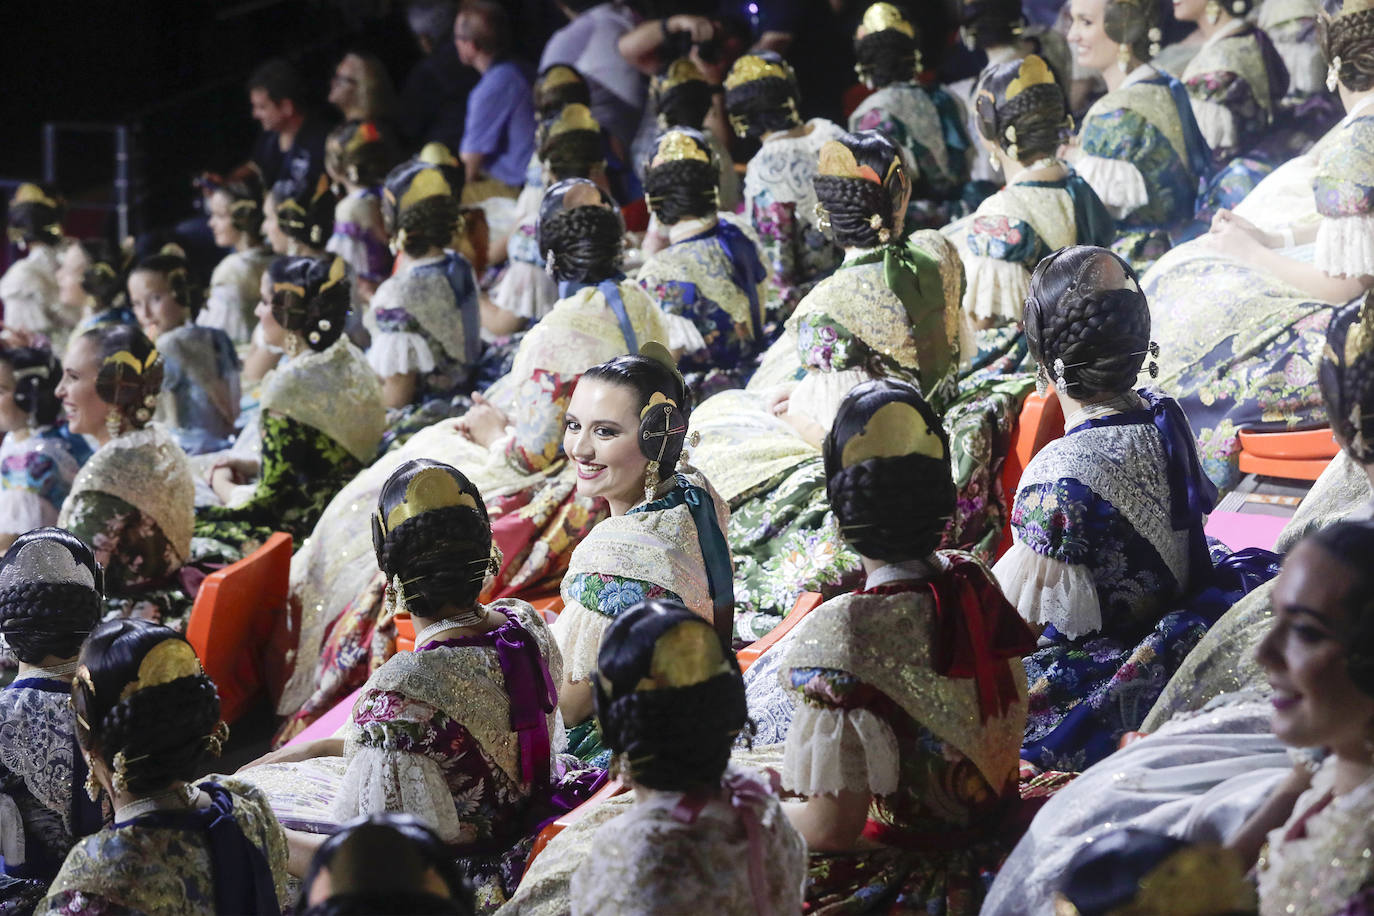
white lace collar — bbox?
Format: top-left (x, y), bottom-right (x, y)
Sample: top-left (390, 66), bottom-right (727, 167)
top-left (1199, 16), bottom-right (1248, 50)
top-left (865, 556), bottom-right (939, 588)
top-left (1121, 63), bottom-right (1161, 88)
top-left (668, 215), bottom-right (719, 245)
top-left (15, 659), bottom-right (79, 682)
top-left (1064, 391), bottom-right (1146, 431)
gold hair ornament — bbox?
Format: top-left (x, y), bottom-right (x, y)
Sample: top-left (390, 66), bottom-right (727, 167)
top-left (379, 465), bottom-right (479, 537)
top-left (10, 184), bottom-right (57, 210)
top-left (417, 142), bottom-right (458, 166)
top-left (319, 256), bottom-right (349, 294)
top-left (817, 141), bottom-right (901, 185)
top-left (859, 2), bottom-right (916, 38)
top-left (102, 347), bottom-right (160, 376)
top-left (651, 130), bottom-right (711, 167)
top-left (1004, 55), bottom-right (1056, 101)
top-left (724, 54), bottom-right (791, 90)
top-left (546, 103), bottom-right (600, 140)
top-left (654, 58), bottom-right (707, 94)
top-left (118, 639), bottom-right (203, 702)
top-left (540, 65), bottom-right (583, 91)
top-left (840, 401), bottom-right (946, 468)
top-left (398, 167), bottom-right (453, 212)
top-left (1329, 56), bottom-right (1344, 93)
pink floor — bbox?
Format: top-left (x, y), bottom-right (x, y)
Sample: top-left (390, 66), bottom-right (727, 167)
top-left (1204, 510), bottom-right (1288, 553)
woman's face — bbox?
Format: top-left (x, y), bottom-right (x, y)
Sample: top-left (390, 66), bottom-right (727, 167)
top-left (262, 194), bottom-right (290, 255)
top-left (207, 190), bottom-right (243, 249)
top-left (57, 244), bottom-right (91, 309)
top-left (0, 364), bottom-right (31, 434)
top-left (328, 54), bottom-right (364, 115)
top-left (128, 270), bottom-right (188, 340)
top-left (1257, 541), bottom-right (1374, 758)
top-left (255, 272), bottom-right (287, 349)
top-left (563, 377), bottom-right (649, 514)
top-left (56, 335), bottom-right (107, 439)
top-left (1172, 0), bottom-right (1208, 25)
top-left (1068, 0), bottom-right (1118, 74)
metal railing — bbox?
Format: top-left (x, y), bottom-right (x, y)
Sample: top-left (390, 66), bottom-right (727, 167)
top-left (41, 121), bottom-right (139, 242)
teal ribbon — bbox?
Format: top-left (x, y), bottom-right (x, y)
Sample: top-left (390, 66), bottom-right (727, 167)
top-left (1022, 174), bottom-right (1116, 248)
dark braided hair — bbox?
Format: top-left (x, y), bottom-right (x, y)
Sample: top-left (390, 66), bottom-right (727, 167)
top-left (327, 120), bottom-right (400, 188)
top-left (371, 460), bottom-right (492, 618)
top-left (1104, 0), bottom-right (1160, 63)
top-left (958, 0), bottom-right (1025, 49)
top-left (0, 528), bottom-right (103, 665)
top-left (215, 171), bottom-right (265, 242)
top-left (72, 619), bottom-right (223, 794)
top-left (272, 176), bottom-right (337, 252)
top-left (824, 379), bottom-right (955, 560)
top-left (651, 59), bottom-right (715, 129)
top-left (593, 599), bottom-right (749, 793)
top-left (298, 814), bottom-right (475, 916)
top-left (537, 178), bottom-right (624, 284)
top-left (854, 18), bottom-right (922, 89)
top-left (6, 184), bottom-right (65, 247)
top-left (77, 239), bottom-right (126, 312)
top-left (0, 346), bottom-right (63, 427)
top-left (131, 246), bottom-right (203, 318)
top-left (724, 52), bottom-right (802, 138)
top-left (581, 349), bottom-right (693, 473)
top-left (1024, 246), bottom-right (1151, 399)
top-left (537, 104), bottom-right (605, 181)
top-left (268, 256), bottom-right (351, 352)
top-left (813, 130), bottom-right (910, 248)
top-left (1301, 520), bottom-right (1374, 697)
top-left (1319, 296), bottom-right (1374, 464)
top-left (382, 161), bottom-right (464, 257)
top-left (643, 129), bottom-right (718, 225)
top-left (1320, 0), bottom-right (1374, 92)
top-left (82, 323), bottom-right (163, 428)
top-left (533, 64), bottom-right (590, 120)
top-left (974, 56), bottom-right (1072, 166)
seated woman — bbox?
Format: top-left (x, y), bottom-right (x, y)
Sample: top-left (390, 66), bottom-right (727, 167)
top-left (691, 130), bottom-right (964, 637)
top-left (569, 599), bottom-right (806, 914)
top-left (550, 349), bottom-right (733, 760)
top-left (849, 2), bottom-right (972, 228)
top-left (296, 814), bottom-right (475, 916)
top-left (276, 179), bottom-right (670, 742)
top-left (201, 173), bottom-right (273, 345)
top-left (955, 54), bottom-right (1114, 333)
top-left (324, 120), bottom-right (399, 304)
top-left (992, 245), bottom-right (1223, 770)
top-left (37, 619), bottom-right (289, 915)
top-left (725, 52), bottom-right (844, 327)
top-left (241, 459), bottom-right (588, 911)
top-left (1061, 0), bottom-right (1211, 269)
top-left (55, 325), bottom-right (196, 625)
top-left (636, 127), bottom-right (768, 398)
top-left (0, 348), bottom-right (92, 552)
top-left (0, 186), bottom-right (76, 351)
top-left (55, 239), bottom-right (135, 337)
top-left (1145, 0), bottom-right (1374, 492)
top-left (0, 529), bottom-right (105, 911)
top-left (196, 256), bottom-right (385, 558)
top-left (368, 160), bottom-right (480, 418)
top-left (127, 247), bottom-right (241, 455)
top-left (648, 58), bottom-right (739, 213)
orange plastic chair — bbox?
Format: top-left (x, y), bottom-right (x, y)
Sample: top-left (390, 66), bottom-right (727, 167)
top-left (1237, 427), bottom-right (1339, 482)
top-left (524, 776), bottom-right (629, 875)
top-left (997, 390), bottom-right (1067, 559)
top-left (185, 532), bottom-right (293, 724)
top-left (1118, 731), bottom-right (1147, 749)
top-left (737, 591), bottom-right (823, 672)
top-left (395, 612), bottom-right (415, 652)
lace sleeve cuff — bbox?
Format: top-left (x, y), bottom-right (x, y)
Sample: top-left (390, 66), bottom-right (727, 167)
top-left (1190, 99), bottom-right (1237, 155)
top-left (491, 260), bottom-right (558, 321)
top-left (664, 311), bottom-right (709, 355)
top-left (787, 366), bottom-right (872, 433)
top-left (1316, 215), bottom-right (1374, 279)
top-left (992, 540), bottom-right (1104, 639)
top-left (368, 331), bottom-right (437, 378)
top-left (781, 703), bottom-right (899, 797)
top-left (549, 599), bottom-right (610, 685)
top-left (963, 255), bottom-right (1032, 323)
top-left (331, 745), bottom-right (464, 844)
top-left (1074, 154), bottom-right (1149, 217)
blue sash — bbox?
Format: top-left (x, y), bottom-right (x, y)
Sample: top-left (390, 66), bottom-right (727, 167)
top-left (679, 221), bottom-right (768, 337)
top-left (558, 275), bottom-right (637, 353)
top-left (412, 252), bottom-right (483, 366)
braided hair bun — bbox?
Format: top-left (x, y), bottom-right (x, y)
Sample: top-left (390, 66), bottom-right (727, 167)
top-left (1023, 245), bottom-right (1151, 399)
top-left (268, 256), bottom-right (351, 352)
top-left (77, 239), bottom-right (126, 311)
top-left (854, 3), bottom-right (923, 89)
top-left (813, 130), bottom-right (912, 248)
top-left (723, 52), bottom-right (802, 139)
top-left (382, 161), bottom-right (463, 257)
top-left (593, 599), bottom-right (748, 793)
top-left (0, 345), bottom-right (63, 427)
top-left (326, 120), bottom-right (400, 188)
top-left (651, 58), bottom-right (715, 129)
top-left (1319, 296), bottom-right (1374, 463)
top-left (536, 178), bottom-right (624, 284)
top-left (974, 55), bottom-right (1072, 166)
top-left (83, 323), bottom-right (164, 429)
top-left (1320, 0), bottom-right (1374, 92)
top-left (6, 184), bottom-right (65, 248)
top-left (643, 128), bottom-right (718, 226)
top-left (1104, 0), bottom-right (1161, 63)
top-left (538, 104), bottom-right (605, 181)
top-left (72, 619), bottom-right (224, 794)
top-left (958, 0), bottom-right (1026, 49)
top-left (534, 64), bottom-right (590, 120)
top-left (823, 378), bottom-right (954, 560)
top-left (371, 460), bottom-right (493, 618)
top-left (273, 176), bottom-right (337, 252)
top-left (215, 171), bottom-right (265, 241)
top-left (0, 527), bottom-right (103, 665)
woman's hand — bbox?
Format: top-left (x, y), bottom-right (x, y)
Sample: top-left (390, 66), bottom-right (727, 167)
top-left (765, 383), bottom-right (798, 419)
top-left (237, 737), bottom-right (343, 772)
top-left (457, 393), bottom-right (509, 448)
top-left (1211, 209), bottom-right (1274, 246)
top-left (1200, 217), bottom-right (1270, 266)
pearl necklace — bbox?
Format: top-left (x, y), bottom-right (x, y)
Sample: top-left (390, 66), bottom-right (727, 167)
top-left (114, 783), bottom-right (199, 823)
top-left (414, 609), bottom-right (488, 647)
top-left (1009, 156), bottom-right (1062, 185)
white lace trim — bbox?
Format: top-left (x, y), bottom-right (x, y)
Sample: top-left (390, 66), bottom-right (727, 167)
top-left (0, 488), bottom-right (55, 536)
top-left (1190, 98), bottom-right (1237, 154)
top-left (663, 311), bottom-right (708, 355)
top-left (491, 261), bottom-right (558, 320)
top-left (549, 599), bottom-right (611, 685)
top-left (786, 367), bottom-right (872, 434)
top-left (197, 284), bottom-right (253, 345)
top-left (367, 330), bottom-right (437, 377)
top-left (992, 541), bottom-right (1104, 639)
top-left (963, 255), bottom-right (1031, 322)
top-left (0, 686), bottom-right (78, 834)
top-left (1074, 154), bottom-right (1149, 218)
top-left (331, 744), bottom-right (466, 844)
top-left (326, 233), bottom-right (381, 282)
top-left (781, 703), bottom-right (899, 797)
top-left (1315, 214), bottom-right (1374, 280)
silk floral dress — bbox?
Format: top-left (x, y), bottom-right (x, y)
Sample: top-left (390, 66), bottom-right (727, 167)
top-left (0, 427), bottom-right (92, 542)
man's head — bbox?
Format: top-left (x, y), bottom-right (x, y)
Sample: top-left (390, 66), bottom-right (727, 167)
top-left (407, 0), bottom-right (458, 56)
top-left (453, 0), bottom-right (509, 67)
top-left (248, 58), bottom-right (307, 132)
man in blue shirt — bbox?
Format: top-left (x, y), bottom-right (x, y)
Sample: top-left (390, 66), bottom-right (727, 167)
top-left (455, 0), bottom-right (536, 196)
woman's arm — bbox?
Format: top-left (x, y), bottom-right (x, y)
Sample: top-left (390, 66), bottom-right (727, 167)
top-left (1203, 222), bottom-right (1371, 304)
top-left (238, 737), bottom-right (345, 771)
top-left (381, 372), bottom-right (418, 409)
top-left (784, 791), bottom-right (872, 851)
top-left (1226, 762), bottom-right (1315, 868)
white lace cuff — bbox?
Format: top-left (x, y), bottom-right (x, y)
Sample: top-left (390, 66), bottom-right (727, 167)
top-left (0, 488), bottom-right (55, 536)
top-left (664, 312), bottom-right (708, 355)
top-left (787, 367), bottom-right (872, 433)
top-left (1074, 154), bottom-right (1148, 217)
top-left (964, 255), bottom-right (1031, 322)
top-left (491, 261), bottom-right (558, 320)
top-left (992, 541), bottom-right (1104, 639)
top-left (198, 285), bottom-right (252, 345)
top-left (368, 331), bottom-right (437, 378)
top-left (1315, 215), bottom-right (1374, 280)
top-left (1191, 99), bottom-right (1237, 154)
top-left (550, 599), bottom-right (610, 685)
top-left (781, 703), bottom-right (899, 797)
top-left (0, 793), bottom-right (24, 866)
top-left (331, 745), bottom-right (464, 844)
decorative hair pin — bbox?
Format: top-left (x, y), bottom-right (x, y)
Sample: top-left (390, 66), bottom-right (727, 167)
top-left (1329, 56), bottom-right (1343, 93)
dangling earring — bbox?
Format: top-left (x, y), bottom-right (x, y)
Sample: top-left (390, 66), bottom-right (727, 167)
top-left (813, 202), bottom-right (831, 232)
top-left (104, 408), bottom-right (124, 440)
top-left (110, 751), bottom-right (129, 795)
top-left (1204, 0), bottom-right (1222, 23)
top-left (83, 755), bottom-right (101, 803)
top-left (643, 459), bottom-right (661, 502)
top-left (284, 331), bottom-right (304, 358)
top-left (1117, 43), bottom-right (1132, 73)
top-left (677, 431), bottom-right (700, 471)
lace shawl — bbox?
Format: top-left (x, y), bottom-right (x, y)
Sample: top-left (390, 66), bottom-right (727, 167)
top-left (259, 337), bottom-right (385, 463)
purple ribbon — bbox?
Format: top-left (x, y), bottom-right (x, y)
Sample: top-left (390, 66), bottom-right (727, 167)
top-left (670, 768), bottom-right (781, 916)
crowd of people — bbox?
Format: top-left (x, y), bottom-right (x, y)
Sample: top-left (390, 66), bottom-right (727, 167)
top-left (0, 0), bottom-right (1371, 911)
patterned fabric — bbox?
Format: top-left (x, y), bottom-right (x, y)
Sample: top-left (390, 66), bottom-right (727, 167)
top-left (742, 118), bottom-right (845, 329)
top-left (0, 249), bottom-right (63, 348)
top-left (156, 324), bottom-right (241, 456)
top-left (36, 779), bottom-right (289, 916)
top-left (366, 252), bottom-right (481, 403)
top-left (326, 189), bottom-right (390, 284)
top-left (1182, 20), bottom-right (1281, 165)
top-left (0, 427), bottom-right (91, 537)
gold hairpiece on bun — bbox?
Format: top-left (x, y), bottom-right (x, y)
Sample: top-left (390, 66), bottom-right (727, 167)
top-left (380, 465), bottom-right (479, 536)
top-left (540, 65), bottom-right (583, 91)
top-left (320, 256), bottom-right (349, 293)
top-left (817, 141), bottom-right (899, 185)
top-left (840, 401), bottom-right (946, 468)
top-left (859, 2), bottom-right (916, 38)
top-left (651, 130), bottom-right (711, 168)
top-left (654, 58), bottom-right (707, 94)
top-left (398, 167), bottom-right (453, 212)
top-left (724, 54), bottom-right (790, 90)
top-left (118, 639), bottom-right (202, 702)
top-left (546, 103), bottom-right (600, 139)
top-left (1005, 55), bottom-right (1056, 101)
top-left (417, 142), bottom-right (458, 167)
top-left (10, 184), bottom-right (57, 210)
